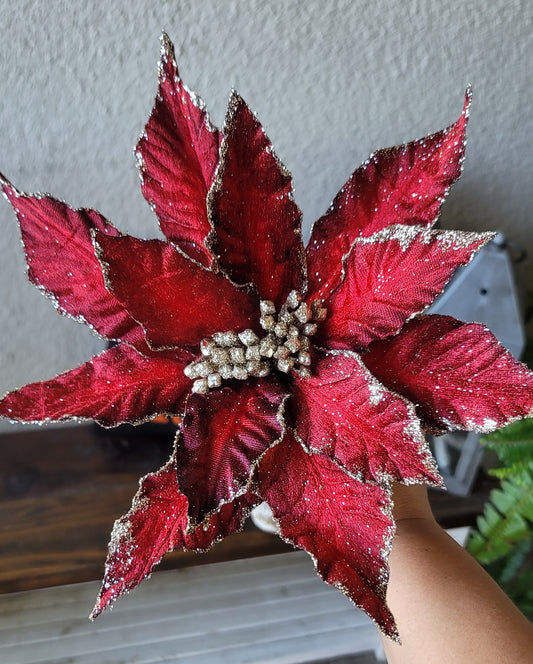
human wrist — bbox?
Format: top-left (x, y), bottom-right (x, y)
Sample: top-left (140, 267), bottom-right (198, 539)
top-left (391, 482), bottom-right (435, 524)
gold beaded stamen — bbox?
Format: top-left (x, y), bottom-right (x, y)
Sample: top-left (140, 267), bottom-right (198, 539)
top-left (184, 290), bottom-right (326, 393)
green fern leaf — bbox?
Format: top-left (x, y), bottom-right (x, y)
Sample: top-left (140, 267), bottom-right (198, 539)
top-left (482, 417), bottom-right (533, 445)
top-left (468, 471), bottom-right (533, 564)
top-left (499, 540), bottom-right (532, 584)
top-left (489, 462), bottom-right (530, 480)
top-left (481, 419), bottom-right (533, 467)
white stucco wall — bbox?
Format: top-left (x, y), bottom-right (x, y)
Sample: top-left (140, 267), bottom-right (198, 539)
top-left (0, 0), bottom-right (531, 430)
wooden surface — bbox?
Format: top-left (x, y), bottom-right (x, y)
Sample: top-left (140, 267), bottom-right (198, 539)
top-left (0, 553), bottom-right (386, 664)
top-left (0, 424), bottom-right (491, 594)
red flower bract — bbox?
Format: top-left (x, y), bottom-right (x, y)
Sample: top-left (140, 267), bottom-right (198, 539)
top-left (2, 34), bottom-right (533, 640)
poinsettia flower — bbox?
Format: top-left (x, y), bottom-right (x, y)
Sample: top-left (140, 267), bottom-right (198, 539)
top-left (2, 34), bottom-right (533, 640)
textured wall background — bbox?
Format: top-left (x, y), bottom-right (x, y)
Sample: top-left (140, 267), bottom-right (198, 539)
top-left (0, 0), bottom-right (531, 431)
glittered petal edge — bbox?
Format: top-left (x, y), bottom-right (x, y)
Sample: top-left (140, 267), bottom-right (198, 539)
top-left (0, 173), bottom-right (153, 351)
top-left (363, 314), bottom-right (533, 434)
top-left (135, 33), bottom-right (220, 266)
top-left (91, 448), bottom-right (259, 618)
top-left (317, 224), bottom-right (495, 350)
top-left (306, 89), bottom-right (472, 303)
top-left (301, 347), bottom-right (444, 488)
top-left (93, 232), bottom-right (259, 357)
top-left (253, 434), bottom-right (400, 641)
top-left (181, 386), bottom-right (291, 534)
top-left (0, 344), bottom-right (191, 428)
top-left (205, 90), bottom-right (307, 302)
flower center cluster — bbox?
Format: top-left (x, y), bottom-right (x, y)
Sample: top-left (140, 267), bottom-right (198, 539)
top-left (184, 290), bottom-right (327, 393)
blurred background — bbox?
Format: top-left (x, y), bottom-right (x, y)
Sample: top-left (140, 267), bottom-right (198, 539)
top-left (0, 0), bottom-right (532, 429)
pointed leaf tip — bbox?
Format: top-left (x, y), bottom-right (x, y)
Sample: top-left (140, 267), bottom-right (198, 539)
top-left (91, 455), bottom-right (258, 618)
top-left (307, 89), bottom-right (474, 303)
top-left (464, 85), bottom-right (473, 110)
top-left (208, 91), bottom-right (306, 307)
top-left (318, 226), bottom-right (491, 351)
top-left (159, 31), bottom-right (176, 64)
top-left (0, 172), bottom-right (17, 198)
top-left (363, 314), bottom-right (533, 433)
top-left (256, 433), bottom-right (398, 639)
top-left (138, 37), bottom-right (219, 265)
top-left (227, 89), bottom-right (244, 109)
top-left (0, 171), bottom-right (10, 188)
top-left (0, 345), bottom-right (191, 427)
top-left (1, 188), bottom-right (153, 346)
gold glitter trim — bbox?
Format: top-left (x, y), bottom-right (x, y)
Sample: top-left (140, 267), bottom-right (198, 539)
top-left (307, 88), bottom-right (472, 245)
top-left (304, 347), bottom-right (444, 488)
top-left (0, 173), bottom-right (152, 354)
top-left (134, 33), bottom-right (219, 269)
top-left (182, 386), bottom-right (290, 535)
top-left (90, 441), bottom-right (260, 619)
top-left (205, 90), bottom-right (308, 295)
top-left (253, 436), bottom-right (400, 642)
top-left (0, 344), bottom-right (188, 429)
top-left (335, 224), bottom-right (495, 328)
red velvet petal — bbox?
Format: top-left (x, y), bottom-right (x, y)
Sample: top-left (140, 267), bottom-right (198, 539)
top-left (91, 454), bottom-right (257, 618)
top-left (0, 175), bottom-right (147, 348)
top-left (307, 91), bottom-right (471, 301)
top-left (316, 225), bottom-right (492, 351)
top-left (363, 315), bottom-right (533, 433)
top-left (207, 93), bottom-right (306, 308)
top-left (176, 378), bottom-right (288, 528)
top-left (256, 432), bottom-right (397, 639)
top-left (95, 233), bottom-right (259, 352)
top-left (0, 345), bottom-right (191, 427)
top-left (292, 349), bottom-right (441, 485)
top-left (136, 34), bottom-right (220, 266)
